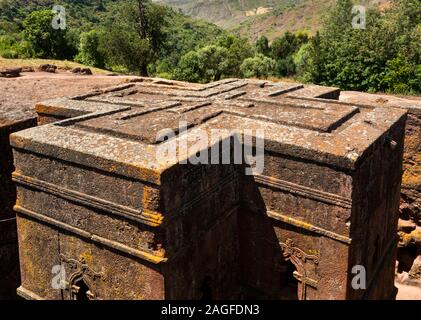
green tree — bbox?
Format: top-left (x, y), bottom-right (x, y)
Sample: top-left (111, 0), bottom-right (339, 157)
top-left (383, 54), bottom-right (421, 94)
top-left (217, 34), bottom-right (255, 77)
top-left (293, 42), bottom-right (314, 83)
top-left (240, 54), bottom-right (276, 79)
top-left (270, 31), bottom-right (308, 60)
top-left (276, 56), bottom-right (296, 77)
top-left (175, 45), bottom-right (229, 83)
top-left (302, 0), bottom-right (421, 94)
top-left (155, 10), bottom-right (227, 77)
top-left (22, 10), bottom-right (74, 59)
top-left (256, 35), bottom-right (269, 56)
top-left (270, 31), bottom-right (308, 77)
top-left (102, 0), bottom-right (168, 75)
top-left (173, 50), bottom-right (202, 82)
top-left (75, 29), bottom-right (105, 68)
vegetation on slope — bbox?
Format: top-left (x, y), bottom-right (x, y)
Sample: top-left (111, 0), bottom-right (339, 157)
top-left (298, 0), bottom-right (420, 94)
top-left (231, 0), bottom-right (327, 41)
top-left (0, 0), bottom-right (228, 73)
top-left (159, 0), bottom-right (390, 41)
top-left (0, 0), bottom-right (419, 95)
top-left (157, 0), bottom-right (282, 29)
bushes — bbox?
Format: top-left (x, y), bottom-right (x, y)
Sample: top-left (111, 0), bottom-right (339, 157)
top-left (0, 0), bottom-right (418, 95)
top-left (0, 35), bottom-right (17, 58)
top-left (216, 35), bottom-right (255, 77)
top-left (174, 36), bottom-right (255, 83)
top-left (250, 30), bottom-right (310, 78)
top-left (240, 54), bottom-right (276, 79)
top-left (383, 54), bottom-right (421, 94)
top-left (75, 30), bottom-right (105, 68)
top-left (276, 56), bottom-right (296, 77)
top-left (23, 10), bottom-right (75, 59)
top-left (174, 45), bottom-right (229, 83)
top-left (0, 35), bottom-right (34, 58)
top-left (293, 42), bottom-right (313, 83)
top-left (300, 0), bottom-right (421, 95)
top-left (256, 36), bottom-right (270, 56)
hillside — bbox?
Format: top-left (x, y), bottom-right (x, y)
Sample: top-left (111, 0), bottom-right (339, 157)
top-left (233, 0), bottom-right (392, 41)
top-left (231, 0), bottom-right (312, 41)
top-left (157, 0), bottom-right (391, 41)
top-left (1, 1), bottom-right (392, 42)
top-left (154, 0), bottom-right (282, 28)
top-left (0, 1), bottom-right (226, 35)
top-left (0, 0), bottom-right (227, 69)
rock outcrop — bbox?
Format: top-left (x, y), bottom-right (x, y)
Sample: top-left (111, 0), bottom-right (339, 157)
top-left (38, 64), bottom-right (57, 73)
top-left (0, 68), bottom-right (21, 78)
top-left (71, 67), bottom-right (93, 75)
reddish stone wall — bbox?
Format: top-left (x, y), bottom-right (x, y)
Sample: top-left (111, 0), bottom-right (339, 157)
top-left (347, 116), bottom-right (406, 299)
top-left (162, 163), bottom-right (241, 299)
top-left (238, 209), bottom-right (350, 300)
top-left (398, 111), bottom-right (421, 287)
top-left (0, 117), bottom-right (37, 299)
top-left (238, 153), bottom-right (354, 300)
top-left (340, 92), bottom-right (421, 290)
top-left (12, 146), bottom-right (167, 299)
top-left (17, 217), bottom-right (165, 300)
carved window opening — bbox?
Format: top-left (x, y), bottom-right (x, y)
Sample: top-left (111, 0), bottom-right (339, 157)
top-left (200, 276), bottom-right (213, 301)
top-left (279, 259), bottom-right (298, 300)
top-left (60, 254), bottom-right (104, 301)
top-left (279, 239), bottom-right (320, 300)
top-left (73, 278), bottom-right (91, 301)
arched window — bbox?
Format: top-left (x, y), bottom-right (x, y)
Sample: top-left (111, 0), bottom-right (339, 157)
top-left (73, 278), bottom-right (91, 301)
top-left (279, 260), bottom-right (298, 300)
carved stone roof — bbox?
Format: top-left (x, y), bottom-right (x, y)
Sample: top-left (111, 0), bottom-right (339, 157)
top-left (11, 78), bottom-right (406, 184)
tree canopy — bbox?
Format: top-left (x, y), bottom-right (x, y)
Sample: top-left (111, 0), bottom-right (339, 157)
top-left (0, 0), bottom-right (419, 94)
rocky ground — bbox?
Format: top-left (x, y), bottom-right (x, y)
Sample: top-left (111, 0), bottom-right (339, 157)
top-left (0, 71), bottom-right (138, 122)
top-left (1, 71), bottom-right (420, 300)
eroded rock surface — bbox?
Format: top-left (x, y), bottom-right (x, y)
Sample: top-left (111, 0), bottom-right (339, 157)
top-left (340, 91), bottom-right (421, 290)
